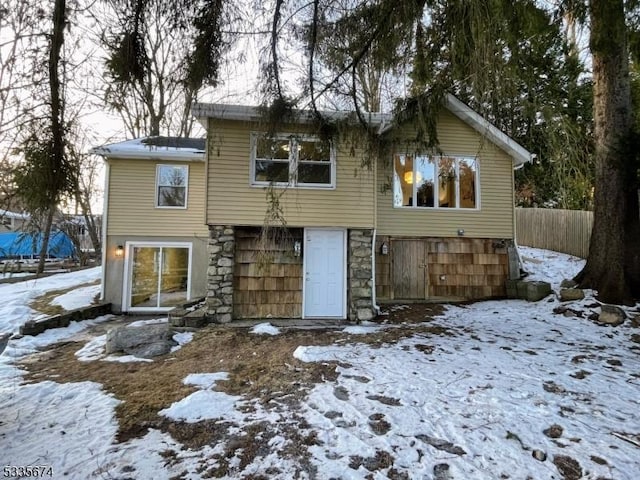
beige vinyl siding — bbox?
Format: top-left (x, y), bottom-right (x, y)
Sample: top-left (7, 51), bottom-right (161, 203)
top-left (107, 158), bottom-right (208, 236)
top-left (377, 110), bottom-right (515, 239)
top-left (206, 119), bottom-right (375, 228)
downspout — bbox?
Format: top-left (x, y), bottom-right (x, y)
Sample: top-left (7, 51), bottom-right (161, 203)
top-left (99, 160), bottom-right (110, 301)
top-left (512, 157), bottom-right (529, 277)
top-left (372, 228), bottom-right (380, 315)
top-left (371, 148), bottom-right (381, 315)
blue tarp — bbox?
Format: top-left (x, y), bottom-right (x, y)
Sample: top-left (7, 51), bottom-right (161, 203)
top-left (0, 231), bottom-right (76, 259)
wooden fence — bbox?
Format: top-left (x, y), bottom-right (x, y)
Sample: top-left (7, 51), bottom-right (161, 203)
top-left (515, 208), bottom-right (593, 258)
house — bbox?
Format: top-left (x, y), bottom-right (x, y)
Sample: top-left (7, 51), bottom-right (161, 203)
top-left (96, 96), bottom-right (531, 319)
top-left (0, 209), bottom-right (30, 233)
top-left (92, 136), bottom-right (208, 313)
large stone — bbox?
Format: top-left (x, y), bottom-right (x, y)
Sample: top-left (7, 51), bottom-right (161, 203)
top-left (560, 278), bottom-right (578, 289)
top-left (183, 313), bottom-right (207, 328)
top-left (598, 305), bottom-right (626, 326)
top-left (356, 308), bottom-right (375, 322)
top-left (352, 268), bottom-right (372, 279)
top-left (559, 288), bottom-right (585, 302)
top-left (106, 323), bottom-right (176, 358)
top-left (214, 313), bottom-right (232, 324)
top-left (217, 257), bottom-right (233, 267)
top-left (505, 279), bottom-right (519, 299)
top-left (351, 287), bottom-right (371, 298)
top-left (520, 281), bottom-right (552, 302)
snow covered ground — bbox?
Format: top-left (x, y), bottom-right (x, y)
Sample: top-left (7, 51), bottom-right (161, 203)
top-left (1, 250), bottom-right (639, 479)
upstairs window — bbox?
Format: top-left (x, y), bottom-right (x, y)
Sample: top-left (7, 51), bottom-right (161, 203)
top-left (393, 154), bottom-right (478, 209)
top-left (251, 133), bottom-right (334, 188)
top-left (156, 164), bottom-right (188, 208)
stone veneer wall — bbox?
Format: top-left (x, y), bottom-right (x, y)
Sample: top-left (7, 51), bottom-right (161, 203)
top-left (348, 229), bottom-right (375, 322)
top-left (207, 225), bottom-right (235, 323)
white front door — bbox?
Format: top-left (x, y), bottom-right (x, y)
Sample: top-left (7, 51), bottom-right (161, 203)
top-left (303, 229), bottom-right (346, 318)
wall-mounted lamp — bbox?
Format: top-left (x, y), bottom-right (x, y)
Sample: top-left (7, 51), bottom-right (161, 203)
top-left (457, 229), bottom-right (465, 237)
top-left (293, 240), bottom-right (301, 257)
top-left (115, 245), bottom-right (124, 258)
top-left (380, 242), bottom-right (389, 255)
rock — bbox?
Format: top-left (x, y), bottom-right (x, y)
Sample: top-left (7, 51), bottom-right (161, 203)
top-left (521, 281), bottom-right (552, 302)
top-left (532, 449), bottom-right (547, 461)
top-left (560, 278), bottom-right (578, 289)
top-left (559, 288), bottom-right (585, 302)
top-left (598, 305), bottom-right (626, 326)
top-left (543, 424), bottom-right (563, 439)
top-left (106, 323), bottom-right (176, 359)
top-left (356, 308), bottom-right (375, 322)
top-left (433, 463), bottom-right (453, 480)
top-left (333, 386), bottom-right (349, 401)
top-left (553, 455), bottom-right (582, 480)
top-left (416, 434), bottom-right (466, 455)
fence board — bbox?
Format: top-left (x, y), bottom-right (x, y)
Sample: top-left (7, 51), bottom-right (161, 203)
top-left (516, 208), bottom-right (593, 258)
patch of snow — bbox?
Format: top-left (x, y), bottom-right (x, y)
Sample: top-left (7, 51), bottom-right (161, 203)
top-left (342, 325), bottom-right (383, 335)
top-left (170, 331), bottom-right (194, 352)
top-left (518, 246), bottom-right (585, 289)
top-left (103, 354), bottom-right (153, 363)
top-left (160, 371), bottom-right (247, 423)
top-left (250, 322), bottom-right (281, 335)
top-left (183, 372), bottom-right (229, 389)
top-left (129, 318), bottom-right (168, 327)
top-left (75, 334), bottom-right (107, 362)
top-left (0, 266), bottom-right (101, 334)
top-left (51, 283), bottom-right (101, 310)
top-left (160, 389), bottom-right (243, 423)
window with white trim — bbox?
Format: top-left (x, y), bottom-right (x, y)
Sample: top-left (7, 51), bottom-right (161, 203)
top-left (251, 134), bottom-right (334, 188)
top-left (393, 154), bottom-right (478, 209)
top-left (156, 164), bottom-right (188, 208)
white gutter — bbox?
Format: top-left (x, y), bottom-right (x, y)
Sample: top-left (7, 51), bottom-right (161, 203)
top-left (192, 103), bottom-right (391, 130)
top-left (90, 147), bottom-right (204, 162)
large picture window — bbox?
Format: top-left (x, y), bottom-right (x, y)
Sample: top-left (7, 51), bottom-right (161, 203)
top-left (251, 134), bottom-right (334, 188)
top-left (393, 154), bottom-right (478, 209)
top-left (156, 164), bottom-right (188, 208)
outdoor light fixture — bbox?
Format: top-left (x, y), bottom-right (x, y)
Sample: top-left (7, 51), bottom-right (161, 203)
top-left (457, 229), bottom-right (465, 236)
top-left (115, 245), bottom-right (124, 258)
top-left (293, 240), bottom-right (301, 257)
top-left (380, 242), bottom-right (389, 255)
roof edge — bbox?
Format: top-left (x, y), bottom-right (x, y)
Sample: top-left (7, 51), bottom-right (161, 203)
top-left (191, 103), bottom-right (391, 127)
top-left (90, 137), bottom-right (206, 161)
top-left (444, 94), bottom-right (533, 167)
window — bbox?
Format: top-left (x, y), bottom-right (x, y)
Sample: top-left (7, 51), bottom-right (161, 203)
top-left (251, 133), bottom-right (334, 188)
top-left (393, 154), bottom-right (478, 209)
top-left (156, 164), bottom-right (188, 208)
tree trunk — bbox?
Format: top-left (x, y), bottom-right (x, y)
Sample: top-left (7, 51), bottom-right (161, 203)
top-left (575, 0), bottom-right (639, 304)
top-left (37, 207), bottom-right (55, 274)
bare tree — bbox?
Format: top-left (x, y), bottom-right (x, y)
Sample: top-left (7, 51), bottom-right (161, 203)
top-left (101, 0), bottom-right (230, 138)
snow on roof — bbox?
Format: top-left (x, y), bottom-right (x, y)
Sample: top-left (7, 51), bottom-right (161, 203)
top-left (91, 136), bottom-right (206, 161)
top-left (193, 94), bottom-right (533, 167)
top-left (0, 209), bottom-right (30, 220)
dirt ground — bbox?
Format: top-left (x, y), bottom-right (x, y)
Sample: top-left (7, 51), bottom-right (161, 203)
top-left (19, 303), bottom-right (448, 474)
